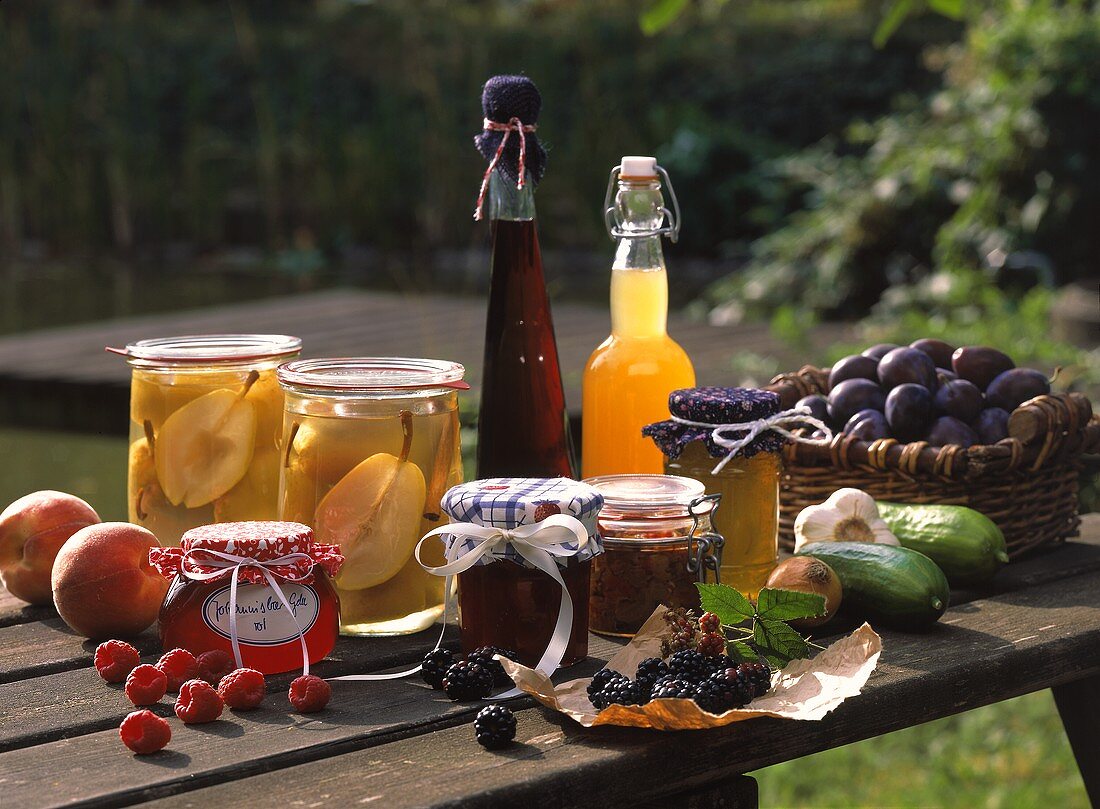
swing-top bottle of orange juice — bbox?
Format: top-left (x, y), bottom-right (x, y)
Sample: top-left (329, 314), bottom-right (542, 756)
top-left (581, 157), bottom-right (695, 477)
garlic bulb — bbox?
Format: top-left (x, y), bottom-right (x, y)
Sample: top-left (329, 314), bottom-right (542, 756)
top-left (793, 488), bottom-right (900, 552)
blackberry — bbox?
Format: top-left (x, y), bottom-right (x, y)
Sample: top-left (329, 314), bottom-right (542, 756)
top-left (709, 667), bottom-right (755, 707)
top-left (668, 649), bottom-right (711, 683)
top-left (660, 607), bottom-right (699, 657)
top-left (650, 677), bottom-right (700, 701)
top-left (589, 673), bottom-right (630, 710)
top-left (700, 611), bottom-right (721, 634)
top-left (697, 632), bottom-right (725, 657)
top-left (442, 661), bottom-right (494, 702)
top-left (587, 668), bottom-right (623, 700)
top-left (466, 646), bottom-right (520, 687)
top-left (474, 704), bottom-right (516, 750)
top-left (696, 672), bottom-right (750, 713)
top-left (707, 654), bottom-right (737, 674)
top-left (420, 648), bottom-right (455, 690)
top-left (738, 661), bottom-right (773, 697)
top-left (633, 657), bottom-right (669, 699)
top-left (597, 678), bottom-right (645, 708)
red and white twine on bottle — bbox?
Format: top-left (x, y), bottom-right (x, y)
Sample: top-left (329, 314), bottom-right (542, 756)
top-left (473, 117), bottom-right (537, 221)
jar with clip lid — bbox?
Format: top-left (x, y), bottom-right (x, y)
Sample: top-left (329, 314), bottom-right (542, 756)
top-left (585, 474), bottom-right (723, 637)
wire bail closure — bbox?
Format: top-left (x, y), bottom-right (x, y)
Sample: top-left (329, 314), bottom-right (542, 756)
top-left (603, 163), bottom-right (682, 243)
top-left (685, 492), bottom-right (724, 585)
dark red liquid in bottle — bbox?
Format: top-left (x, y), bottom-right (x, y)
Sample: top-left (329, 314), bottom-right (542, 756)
top-left (477, 218), bottom-right (576, 478)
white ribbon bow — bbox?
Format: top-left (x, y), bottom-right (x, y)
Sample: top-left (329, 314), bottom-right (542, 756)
top-left (330, 513), bottom-right (589, 695)
top-left (180, 548), bottom-right (313, 677)
top-left (671, 405), bottom-right (833, 474)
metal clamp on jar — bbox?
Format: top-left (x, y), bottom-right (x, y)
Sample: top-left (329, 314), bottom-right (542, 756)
top-left (584, 474), bottom-right (724, 637)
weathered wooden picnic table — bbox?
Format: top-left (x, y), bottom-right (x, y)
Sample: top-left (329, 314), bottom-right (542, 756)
top-left (2, 515), bottom-right (1098, 808)
top-left (0, 288), bottom-right (857, 434)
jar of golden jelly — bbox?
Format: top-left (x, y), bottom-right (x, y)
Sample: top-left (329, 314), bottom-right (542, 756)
top-left (584, 474), bottom-right (722, 637)
top-left (644, 387), bottom-right (786, 598)
top-left (116, 334), bottom-right (301, 547)
top-left (276, 358), bottom-right (467, 636)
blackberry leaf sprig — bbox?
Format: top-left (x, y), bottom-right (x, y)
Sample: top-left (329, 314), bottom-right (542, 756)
top-left (695, 583), bottom-right (826, 669)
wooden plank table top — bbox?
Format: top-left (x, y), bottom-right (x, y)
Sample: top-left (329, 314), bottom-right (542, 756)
top-left (2, 516), bottom-right (1098, 808)
top-left (0, 289), bottom-right (857, 434)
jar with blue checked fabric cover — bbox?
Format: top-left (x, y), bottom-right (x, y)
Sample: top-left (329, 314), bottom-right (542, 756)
top-left (433, 478), bottom-right (603, 667)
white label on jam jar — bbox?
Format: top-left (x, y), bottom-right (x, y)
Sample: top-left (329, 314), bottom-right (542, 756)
top-left (201, 583), bottom-right (320, 646)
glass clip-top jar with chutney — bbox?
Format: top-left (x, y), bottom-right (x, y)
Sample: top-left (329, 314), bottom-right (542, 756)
top-left (644, 386), bottom-right (826, 599)
top-left (420, 477), bottom-right (604, 670)
top-left (585, 474), bottom-right (724, 638)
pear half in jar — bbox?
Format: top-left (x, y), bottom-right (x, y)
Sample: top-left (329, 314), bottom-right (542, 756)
top-left (154, 371), bottom-right (259, 508)
top-left (129, 420), bottom-right (212, 547)
top-left (315, 411), bottom-right (427, 591)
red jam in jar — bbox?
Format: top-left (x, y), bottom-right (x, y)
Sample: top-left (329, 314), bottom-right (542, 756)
top-left (150, 521), bottom-right (344, 675)
top-left (432, 478), bottom-right (604, 669)
top-left (584, 474), bottom-right (723, 637)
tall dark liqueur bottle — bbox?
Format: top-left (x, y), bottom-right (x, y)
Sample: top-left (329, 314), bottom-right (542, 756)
top-left (474, 76), bottom-right (576, 479)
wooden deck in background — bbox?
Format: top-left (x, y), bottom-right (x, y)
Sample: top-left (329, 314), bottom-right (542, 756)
top-left (0, 289), bottom-right (855, 434)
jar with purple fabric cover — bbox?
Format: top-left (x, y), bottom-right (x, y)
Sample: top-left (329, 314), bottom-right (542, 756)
top-left (643, 387), bottom-right (787, 598)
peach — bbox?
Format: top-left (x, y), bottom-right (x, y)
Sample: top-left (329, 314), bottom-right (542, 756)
top-left (51, 522), bottom-right (169, 639)
top-left (0, 491), bottom-right (101, 605)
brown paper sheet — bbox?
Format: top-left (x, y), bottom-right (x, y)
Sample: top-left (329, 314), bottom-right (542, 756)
top-left (500, 608), bottom-right (882, 731)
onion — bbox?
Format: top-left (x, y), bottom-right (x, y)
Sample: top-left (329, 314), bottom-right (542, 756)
top-left (764, 556), bottom-right (843, 629)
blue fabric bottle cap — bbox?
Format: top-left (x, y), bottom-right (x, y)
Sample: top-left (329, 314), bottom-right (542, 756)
top-left (439, 478), bottom-right (604, 568)
top-left (643, 386), bottom-right (787, 461)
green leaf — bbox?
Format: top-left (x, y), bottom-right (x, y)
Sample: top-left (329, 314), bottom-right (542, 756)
top-left (726, 640), bottom-right (757, 664)
top-left (753, 617), bottom-right (810, 665)
top-left (928, 0), bottom-right (965, 19)
top-left (873, 0), bottom-right (916, 48)
top-left (756, 587), bottom-right (826, 621)
top-left (640, 0), bottom-right (689, 36)
top-left (696, 582), bottom-right (756, 625)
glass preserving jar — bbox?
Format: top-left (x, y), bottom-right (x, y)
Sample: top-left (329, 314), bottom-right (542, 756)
top-left (117, 334), bottom-right (302, 547)
top-left (585, 474), bottom-right (722, 637)
top-left (277, 357), bottom-right (466, 636)
top-left (435, 477), bottom-right (604, 668)
top-left (645, 387), bottom-right (785, 598)
top-left (150, 521), bottom-right (343, 676)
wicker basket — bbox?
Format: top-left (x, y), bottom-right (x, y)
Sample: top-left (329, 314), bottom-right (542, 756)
top-left (765, 366), bottom-right (1100, 559)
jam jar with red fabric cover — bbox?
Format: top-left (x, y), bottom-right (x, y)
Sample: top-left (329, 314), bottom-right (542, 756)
top-left (150, 521), bottom-right (343, 675)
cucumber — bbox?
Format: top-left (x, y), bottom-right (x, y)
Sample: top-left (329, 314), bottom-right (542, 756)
top-left (876, 502), bottom-right (1009, 587)
top-left (795, 542), bottom-right (950, 630)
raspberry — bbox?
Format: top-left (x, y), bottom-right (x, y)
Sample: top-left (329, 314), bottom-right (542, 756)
top-left (196, 649), bottom-right (234, 686)
top-left (700, 612), bottom-right (721, 634)
top-left (174, 679), bottom-right (224, 724)
top-left (217, 667), bottom-right (266, 710)
top-left (697, 632), bottom-right (726, 657)
top-left (155, 648), bottom-right (199, 692)
top-left (288, 674), bottom-right (331, 713)
top-left (125, 664), bottom-right (168, 706)
top-left (94, 640), bottom-right (141, 683)
top-left (119, 709), bottom-right (171, 755)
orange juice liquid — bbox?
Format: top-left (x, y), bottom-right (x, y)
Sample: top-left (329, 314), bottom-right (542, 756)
top-left (582, 266), bottom-right (695, 477)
